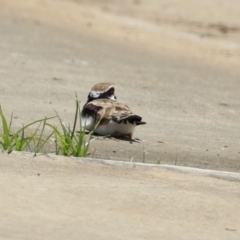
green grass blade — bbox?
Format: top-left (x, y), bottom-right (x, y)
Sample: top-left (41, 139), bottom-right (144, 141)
top-left (14, 116), bottom-right (55, 138)
top-left (0, 106), bottom-right (11, 150)
top-left (71, 95), bottom-right (79, 140)
top-left (34, 118), bottom-right (48, 153)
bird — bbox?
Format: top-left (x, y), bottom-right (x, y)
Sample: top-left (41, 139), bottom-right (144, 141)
top-left (81, 83), bottom-right (146, 139)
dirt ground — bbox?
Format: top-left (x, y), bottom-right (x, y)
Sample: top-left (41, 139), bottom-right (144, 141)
top-left (0, 0), bottom-right (240, 239)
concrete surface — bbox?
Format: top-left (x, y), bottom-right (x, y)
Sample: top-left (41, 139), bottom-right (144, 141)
top-left (1, 152), bottom-right (240, 240)
top-left (0, 0), bottom-right (240, 171)
top-left (0, 0), bottom-right (240, 239)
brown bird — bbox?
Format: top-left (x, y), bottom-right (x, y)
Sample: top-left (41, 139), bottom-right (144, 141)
top-left (82, 83), bottom-right (146, 139)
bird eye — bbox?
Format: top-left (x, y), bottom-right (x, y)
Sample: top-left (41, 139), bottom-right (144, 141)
top-left (109, 87), bottom-right (115, 95)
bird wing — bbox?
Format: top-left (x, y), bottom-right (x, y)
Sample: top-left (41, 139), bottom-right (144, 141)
top-left (82, 99), bottom-right (128, 120)
top-left (82, 99), bottom-right (146, 126)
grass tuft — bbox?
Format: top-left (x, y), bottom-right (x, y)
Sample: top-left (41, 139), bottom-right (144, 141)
top-left (0, 106), bottom-right (55, 153)
top-left (0, 95), bottom-right (97, 157)
top-left (47, 95), bottom-right (96, 157)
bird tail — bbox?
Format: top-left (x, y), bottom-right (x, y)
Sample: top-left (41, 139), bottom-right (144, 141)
top-left (124, 115), bottom-right (146, 125)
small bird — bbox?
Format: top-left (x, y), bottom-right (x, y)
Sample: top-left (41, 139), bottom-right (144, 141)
top-left (81, 83), bottom-right (146, 139)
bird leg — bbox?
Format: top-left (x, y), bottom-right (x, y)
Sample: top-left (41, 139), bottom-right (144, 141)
top-left (127, 133), bottom-right (132, 139)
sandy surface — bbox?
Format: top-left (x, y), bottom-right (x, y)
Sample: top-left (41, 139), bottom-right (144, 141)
top-left (0, 0), bottom-right (240, 171)
top-left (1, 152), bottom-right (240, 240)
top-left (0, 0), bottom-right (240, 239)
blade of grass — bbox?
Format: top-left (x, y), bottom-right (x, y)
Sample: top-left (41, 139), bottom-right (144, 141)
top-left (13, 125), bottom-right (25, 151)
top-left (34, 117), bottom-right (47, 153)
top-left (47, 122), bottom-right (72, 156)
top-left (0, 106), bottom-right (12, 150)
top-left (71, 95), bottom-right (79, 140)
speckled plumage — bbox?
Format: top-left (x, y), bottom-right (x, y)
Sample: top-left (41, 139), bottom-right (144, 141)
top-left (82, 83), bottom-right (146, 138)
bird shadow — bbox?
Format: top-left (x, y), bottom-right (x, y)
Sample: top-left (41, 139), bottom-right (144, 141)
top-left (109, 136), bottom-right (141, 143)
top-left (81, 131), bottom-right (141, 143)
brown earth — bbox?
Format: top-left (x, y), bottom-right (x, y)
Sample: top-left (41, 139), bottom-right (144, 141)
top-left (0, 1), bottom-right (240, 239)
